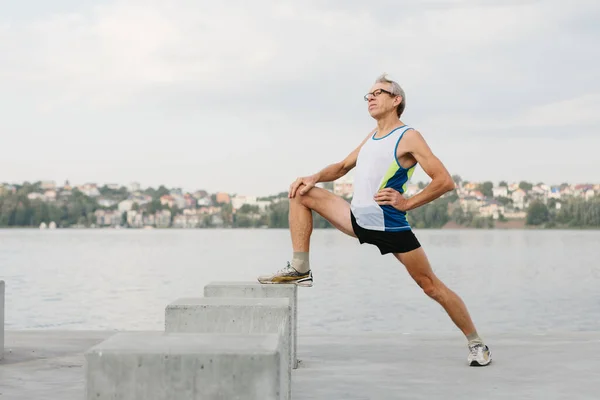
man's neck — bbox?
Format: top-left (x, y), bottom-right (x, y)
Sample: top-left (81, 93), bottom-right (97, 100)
top-left (376, 115), bottom-right (403, 136)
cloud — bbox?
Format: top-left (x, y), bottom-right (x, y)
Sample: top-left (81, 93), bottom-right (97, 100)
top-left (517, 93), bottom-right (600, 128)
top-left (0, 0), bottom-right (599, 193)
top-left (3, 0), bottom-right (587, 111)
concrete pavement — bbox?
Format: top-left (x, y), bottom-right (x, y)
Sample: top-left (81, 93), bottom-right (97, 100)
top-left (1, 330), bottom-right (599, 399)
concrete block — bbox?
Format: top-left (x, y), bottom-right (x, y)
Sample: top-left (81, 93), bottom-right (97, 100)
top-left (0, 280), bottom-right (3, 360)
top-left (85, 332), bottom-right (284, 400)
top-left (165, 297), bottom-right (292, 400)
top-left (204, 282), bottom-right (299, 368)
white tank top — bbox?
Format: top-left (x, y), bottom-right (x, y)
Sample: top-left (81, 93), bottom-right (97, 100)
top-left (350, 125), bottom-right (416, 231)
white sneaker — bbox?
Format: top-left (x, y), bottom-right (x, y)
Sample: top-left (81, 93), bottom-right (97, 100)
top-left (468, 343), bottom-right (492, 366)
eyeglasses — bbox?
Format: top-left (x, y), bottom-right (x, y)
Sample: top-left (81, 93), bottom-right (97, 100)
top-left (364, 89), bottom-right (395, 101)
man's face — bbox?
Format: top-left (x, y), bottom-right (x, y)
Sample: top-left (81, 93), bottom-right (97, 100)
top-left (365, 82), bottom-right (400, 119)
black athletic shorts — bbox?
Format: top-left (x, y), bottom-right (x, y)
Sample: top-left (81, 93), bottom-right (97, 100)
top-left (350, 211), bottom-right (421, 255)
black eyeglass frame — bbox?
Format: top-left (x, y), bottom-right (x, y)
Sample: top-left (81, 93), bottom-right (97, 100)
top-left (363, 89), bottom-right (397, 101)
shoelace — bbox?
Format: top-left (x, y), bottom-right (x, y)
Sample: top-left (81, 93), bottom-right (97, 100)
top-left (469, 343), bottom-right (484, 357)
top-left (276, 262), bottom-right (294, 274)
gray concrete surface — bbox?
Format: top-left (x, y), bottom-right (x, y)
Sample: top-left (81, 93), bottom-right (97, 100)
top-left (165, 297), bottom-right (292, 399)
top-left (85, 332), bottom-right (283, 400)
top-left (0, 281), bottom-right (3, 360)
top-left (1, 330), bottom-right (600, 399)
top-left (204, 281), bottom-right (298, 369)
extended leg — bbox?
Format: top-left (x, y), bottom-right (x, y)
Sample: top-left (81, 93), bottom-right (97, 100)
top-left (394, 247), bottom-right (492, 366)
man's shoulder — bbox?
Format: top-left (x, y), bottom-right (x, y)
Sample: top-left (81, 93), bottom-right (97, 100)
top-left (402, 127), bottom-right (425, 141)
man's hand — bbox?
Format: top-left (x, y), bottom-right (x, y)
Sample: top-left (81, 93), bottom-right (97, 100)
top-left (289, 175), bottom-right (319, 198)
top-left (374, 188), bottom-right (410, 211)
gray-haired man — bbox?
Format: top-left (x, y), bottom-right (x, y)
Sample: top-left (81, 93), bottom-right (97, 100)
top-left (258, 74), bottom-right (492, 366)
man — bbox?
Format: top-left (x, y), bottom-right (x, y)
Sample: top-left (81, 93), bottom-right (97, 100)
top-left (257, 73), bottom-right (492, 367)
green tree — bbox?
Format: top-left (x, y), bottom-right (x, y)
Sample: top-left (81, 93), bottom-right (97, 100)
top-left (268, 200), bottom-right (290, 228)
top-left (496, 196), bottom-right (512, 206)
top-left (519, 181), bottom-right (533, 191)
top-left (238, 204), bottom-right (260, 214)
top-left (321, 182), bottom-right (334, 191)
top-left (526, 201), bottom-right (550, 226)
top-left (478, 181), bottom-right (494, 198)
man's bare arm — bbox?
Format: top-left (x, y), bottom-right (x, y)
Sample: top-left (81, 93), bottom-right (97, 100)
top-left (402, 130), bottom-right (455, 211)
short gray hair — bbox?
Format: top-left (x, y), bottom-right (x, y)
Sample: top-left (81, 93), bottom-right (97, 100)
top-left (375, 73), bottom-right (406, 117)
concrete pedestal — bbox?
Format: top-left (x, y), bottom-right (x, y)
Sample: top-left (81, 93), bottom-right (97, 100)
top-left (165, 297), bottom-right (292, 400)
top-left (204, 282), bottom-right (298, 368)
top-left (84, 332), bottom-right (284, 400)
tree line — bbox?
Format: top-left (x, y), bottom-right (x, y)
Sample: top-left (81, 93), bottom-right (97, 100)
top-left (1, 181), bottom-right (599, 229)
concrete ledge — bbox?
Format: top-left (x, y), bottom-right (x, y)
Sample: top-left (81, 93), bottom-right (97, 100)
top-left (0, 280), bottom-right (4, 360)
top-left (84, 332), bottom-right (284, 400)
top-left (165, 297), bottom-right (292, 400)
top-left (204, 281), bottom-right (298, 368)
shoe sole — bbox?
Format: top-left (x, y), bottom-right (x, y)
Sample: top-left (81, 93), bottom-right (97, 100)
top-left (469, 359), bottom-right (492, 366)
top-left (258, 279), bottom-right (313, 287)
top-left (469, 355), bottom-right (492, 367)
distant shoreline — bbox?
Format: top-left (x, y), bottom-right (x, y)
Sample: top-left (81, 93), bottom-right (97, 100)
top-left (2, 223), bottom-right (600, 231)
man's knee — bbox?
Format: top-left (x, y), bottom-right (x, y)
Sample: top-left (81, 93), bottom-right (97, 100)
top-left (291, 185), bottom-right (318, 208)
top-left (415, 275), bottom-right (443, 301)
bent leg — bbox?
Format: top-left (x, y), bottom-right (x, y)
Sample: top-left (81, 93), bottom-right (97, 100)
top-left (290, 185), bottom-right (356, 253)
top-left (394, 247), bottom-right (477, 337)
top-left (258, 185), bottom-right (355, 286)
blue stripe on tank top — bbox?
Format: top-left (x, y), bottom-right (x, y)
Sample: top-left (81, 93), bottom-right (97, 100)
top-left (382, 126), bottom-right (414, 231)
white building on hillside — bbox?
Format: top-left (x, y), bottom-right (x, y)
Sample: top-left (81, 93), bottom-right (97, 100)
top-left (492, 186), bottom-right (508, 198)
top-left (333, 175), bottom-right (354, 198)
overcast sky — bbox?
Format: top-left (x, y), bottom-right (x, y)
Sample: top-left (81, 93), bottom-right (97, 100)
top-left (1, 0), bottom-right (599, 196)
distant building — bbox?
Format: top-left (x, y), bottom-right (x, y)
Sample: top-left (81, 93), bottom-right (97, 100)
top-left (479, 201), bottom-right (505, 220)
top-left (333, 175), bottom-right (354, 198)
top-left (44, 190), bottom-right (57, 201)
top-left (41, 180), bottom-right (56, 190)
top-left (585, 189), bottom-right (596, 200)
top-left (130, 182), bottom-right (141, 192)
top-left (184, 194), bottom-right (197, 209)
top-left (27, 192), bottom-right (45, 201)
top-left (160, 195), bottom-right (175, 208)
top-left (511, 189), bottom-right (527, 210)
top-left (193, 190), bottom-right (209, 199)
top-left (98, 198), bottom-right (118, 208)
top-left (492, 186), bottom-right (508, 198)
top-left (78, 183), bottom-right (101, 197)
top-left (94, 209), bottom-right (122, 227)
top-left (127, 210), bottom-right (144, 228)
top-left (155, 210), bottom-right (172, 228)
top-left (548, 187), bottom-right (562, 200)
top-left (459, 196), bottom-right (483, 213)
top-left (197, 197), bottom-right (212, 207)
top-left (404, 184), bottom-right (420, 196)
top-left (118, 200), bottom-right (135, 212)
top-left (216, 192), bottom-right (231, 204)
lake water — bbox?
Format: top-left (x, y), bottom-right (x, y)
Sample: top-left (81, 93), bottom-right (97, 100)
top-left (1, 228), bottom-right (599, 336)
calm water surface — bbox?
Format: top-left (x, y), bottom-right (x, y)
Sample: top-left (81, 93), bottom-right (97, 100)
top-left (1, 229), bottom-right (599, 335)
